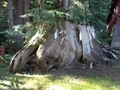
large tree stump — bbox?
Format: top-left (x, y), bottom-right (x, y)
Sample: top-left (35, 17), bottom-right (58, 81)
top-left (9, 21), bottom-right (118, 73)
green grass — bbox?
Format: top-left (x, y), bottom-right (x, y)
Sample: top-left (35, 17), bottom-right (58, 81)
top-left (1, 27), bottom-right (120, 90)
top-left (0, 66), bottom-right (120, 90)
top-left (0, 54), bottom-right (120, 90)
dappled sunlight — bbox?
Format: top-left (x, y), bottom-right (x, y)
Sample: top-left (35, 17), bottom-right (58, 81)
top-left (45, 75), bottom-right (105, 90)
top-left (0, 72), bottom-right (120, 90)
top-left (0, 81), bottom-right (11, 89)
top-left (59, 76), bottom-right (102, 90)
top-left (15, 73), bottom-right (51, 78)
top-left (47, 75), bottom-right (120, 90)
top-left (15, 73), bottom-right (52, 89)
top-left (67, 77), bottom-right (83, 84)
top-left (48, 85), bottom-right (66, 90)
top-left (79, 81), bottom-right (104, 90)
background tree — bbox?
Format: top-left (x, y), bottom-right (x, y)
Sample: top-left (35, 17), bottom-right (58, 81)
top-left (5, 0), bottom-right (30, 53)
top-left (106, 0), bottom-right (120, 49)
top-left (14, 0), bottom-right (30, 25)
top-left (0, 0), bottom-right (7, 45)
top-left (9, 0), bottom-right (117, 73)
top-left (7, 0), bottom-right (13, 30)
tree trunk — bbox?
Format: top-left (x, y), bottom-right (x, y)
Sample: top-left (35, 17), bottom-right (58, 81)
top-left (14, 0), bottom-right (24, 25)
top-left (7, 0), bottom-right (15, 54)
top-left (9, 21), bottom-right (118, 73)
top-left (8, 0), bottom-right (13, 30)
top-left (111, 25), bottom-right (120, 49)
top-left (23, 0), bottom-right (30, 24)
top-left (12, 0), bottom-right (25, 53)
top-left (41, 0), bottom-right (45, 9)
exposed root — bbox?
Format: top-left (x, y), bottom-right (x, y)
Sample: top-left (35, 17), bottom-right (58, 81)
top-left (9, 21), bottom-right (118, 73)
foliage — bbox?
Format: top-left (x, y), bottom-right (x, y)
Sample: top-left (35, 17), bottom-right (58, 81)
top-left (96, 31), bottom-right (112, 46)
top-left (0, 0), bottom-right (112, 51)
top-left (3, 26), bottom-right (25, 53)
top-left (0, 54), bottom-right (11, 67)
top-left (19, 0), bottom-right (111, 45)
top-left (0, 31), bottom-right (6, 45)
top-left (72, 0), bottom-right (111, 31)
top-left (0, 29), bottom-right (24, 53)
top-left (45, 0), bottom-right (58, 9)
top-left (0, 1), bottom-right (8, 45)
top-left (21, 8), bottom-right (70, 44)
top-left (0, 1), bottom-right (7, 29)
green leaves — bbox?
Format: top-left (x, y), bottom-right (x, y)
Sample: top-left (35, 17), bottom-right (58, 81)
top-left (87, 0), bottom-right (110, 30)
top-left (72, 1), bottom-right (85, 24)
top-left (20, 0), bottom-right (111, 45)
top-left (73, 0), bottom-right (110, 30)
top-left (0, 1), bottom-right (7, 29)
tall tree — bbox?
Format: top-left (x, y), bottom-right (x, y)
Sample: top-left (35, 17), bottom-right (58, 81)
top-left (14, 0), bottom-right (30, 25)
top-left (0, 1), bottom-right (8, 46)
top-left (23, 0), bottom-right (30, 24)
top-left (41, 0), bottom-right (45, 9)
top-left (14, 0), bottom-right (23, 25)
top-left (10, 0), bottom-right (30, 53)
top-left (7, 0), bottom-right (14, 53)
top-left (9, 0), bottom-right (117, 73)
top-left (8, 0), bottom-right (13, 29)
top-left (106, 0), bottom-right (120, 49)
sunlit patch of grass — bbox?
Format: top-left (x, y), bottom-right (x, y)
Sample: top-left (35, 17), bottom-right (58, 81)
top-left (81, 76), bottom-right (120, 90)
top-left (46, 75), bottom-right (120, 90)
top-left (0, 67), bottom-right (120, 90)
top-left (1, 55), bottom-right (120, 89)
top-left (17, 74), bottom-right (52, 89)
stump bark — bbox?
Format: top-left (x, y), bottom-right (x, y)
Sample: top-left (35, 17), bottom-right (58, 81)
top-left (9, 21), bottom-right (118, 73)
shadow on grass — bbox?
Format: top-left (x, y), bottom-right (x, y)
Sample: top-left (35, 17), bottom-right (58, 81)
top-left (0, 73), bottom-right (25, 89)
top-left (46, 68), bottom-right (120, 90)
top-left (0, 66), bottom-right (26, 89)
top-left (0, 63), bottom-right (120, 90)
top-left (0, 67), bottom-right (46, 90)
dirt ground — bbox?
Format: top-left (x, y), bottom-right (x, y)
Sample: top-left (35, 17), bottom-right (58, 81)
top-left (22, 56), bottom-right (120, 79)
top-left (48, 57), bottom-right (120, 79)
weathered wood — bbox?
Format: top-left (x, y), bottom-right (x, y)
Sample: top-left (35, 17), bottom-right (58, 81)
top-left (9, 32), bottom-right (40, 73)
top-left (79, 25), bottom-right (118, 65)
top-left (9, 21), bottom-right (117, 73)
top-left (41, 21), bottom-right (83, 69)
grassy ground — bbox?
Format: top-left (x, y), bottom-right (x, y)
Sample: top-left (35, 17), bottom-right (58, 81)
top-left (0, 66), bottom-right (120, 90)
top-left (0, 55), bottom-right (120, 90)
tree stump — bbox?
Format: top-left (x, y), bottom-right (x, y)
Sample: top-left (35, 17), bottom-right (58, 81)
top-left (9, 21), bottom-right (118, 73)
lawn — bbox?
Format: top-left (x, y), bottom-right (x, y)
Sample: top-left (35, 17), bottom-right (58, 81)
top-left (0, 55), bottom-right (120, 90)
top-left (0, 66), bottom-right (120, 90)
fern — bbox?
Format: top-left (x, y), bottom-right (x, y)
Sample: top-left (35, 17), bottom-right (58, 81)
top-left (19, 0), bottom-right (111, 44)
